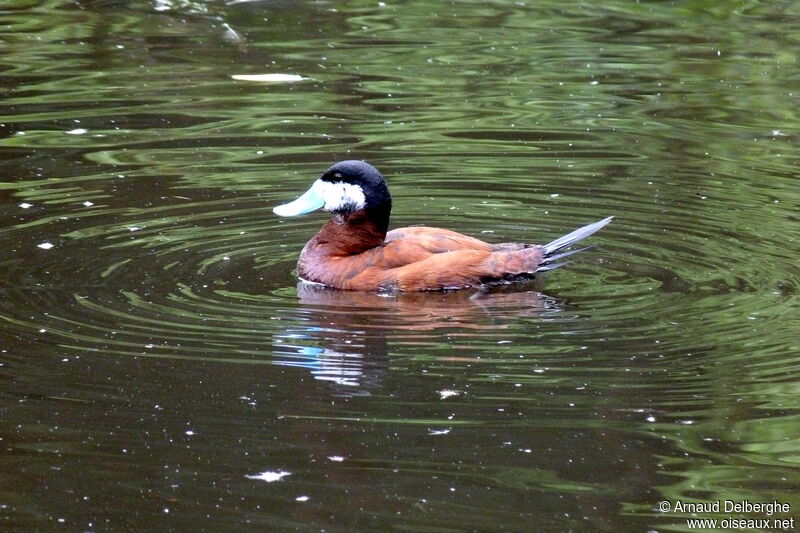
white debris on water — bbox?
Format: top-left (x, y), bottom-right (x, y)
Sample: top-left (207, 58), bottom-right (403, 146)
top-left (231, 73), bottom-right (306, 83)
top-left (245, 470), bottom-right (291, 483)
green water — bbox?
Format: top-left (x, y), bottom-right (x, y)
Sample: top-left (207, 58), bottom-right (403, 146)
top-left (1, 0), bottom-right (799, 531)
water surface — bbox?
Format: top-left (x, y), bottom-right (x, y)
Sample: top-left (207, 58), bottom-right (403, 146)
top-left (1, 0), bottom-right (799, 531)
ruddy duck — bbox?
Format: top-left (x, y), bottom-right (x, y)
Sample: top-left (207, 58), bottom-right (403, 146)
top-left (274, 160), bottom-right (612, 291)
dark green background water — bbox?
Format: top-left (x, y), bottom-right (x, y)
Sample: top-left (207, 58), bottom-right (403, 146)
top-left (1, 0), bottom-right (799, 531)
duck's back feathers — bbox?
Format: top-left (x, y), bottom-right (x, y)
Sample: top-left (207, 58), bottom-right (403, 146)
top-left (385, 226), bottom-right (492, 253)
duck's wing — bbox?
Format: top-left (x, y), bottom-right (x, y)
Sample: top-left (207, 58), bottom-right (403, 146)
top-left (385, 226), bottom-right (492, 253)
top-left (343, 246), bottom-right (545, 291)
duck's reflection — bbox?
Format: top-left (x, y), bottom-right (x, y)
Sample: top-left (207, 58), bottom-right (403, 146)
top-left (273, 280), bottom-right (559, 396)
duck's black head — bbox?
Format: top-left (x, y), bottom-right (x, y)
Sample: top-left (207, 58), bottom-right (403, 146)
top-left (274, 160), bottom-right (392, 232)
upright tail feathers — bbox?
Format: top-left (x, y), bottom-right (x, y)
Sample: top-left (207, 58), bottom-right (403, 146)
top-left (537, 216), bottom-right (613, 272)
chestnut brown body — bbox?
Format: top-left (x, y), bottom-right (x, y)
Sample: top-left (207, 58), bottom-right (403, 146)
top-left (297, 210), bottom-right (544, 291)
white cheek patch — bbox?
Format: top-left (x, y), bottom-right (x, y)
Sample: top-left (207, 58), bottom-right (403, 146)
top-left (316, 180), bottom-right (366, 212)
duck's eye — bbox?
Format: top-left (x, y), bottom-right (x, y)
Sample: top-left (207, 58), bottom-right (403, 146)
top-left (334, 172), bottom-right (343, 180)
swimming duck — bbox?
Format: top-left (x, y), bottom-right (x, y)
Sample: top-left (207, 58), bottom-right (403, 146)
top-left (273, 160), bottom-right (612, 291)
